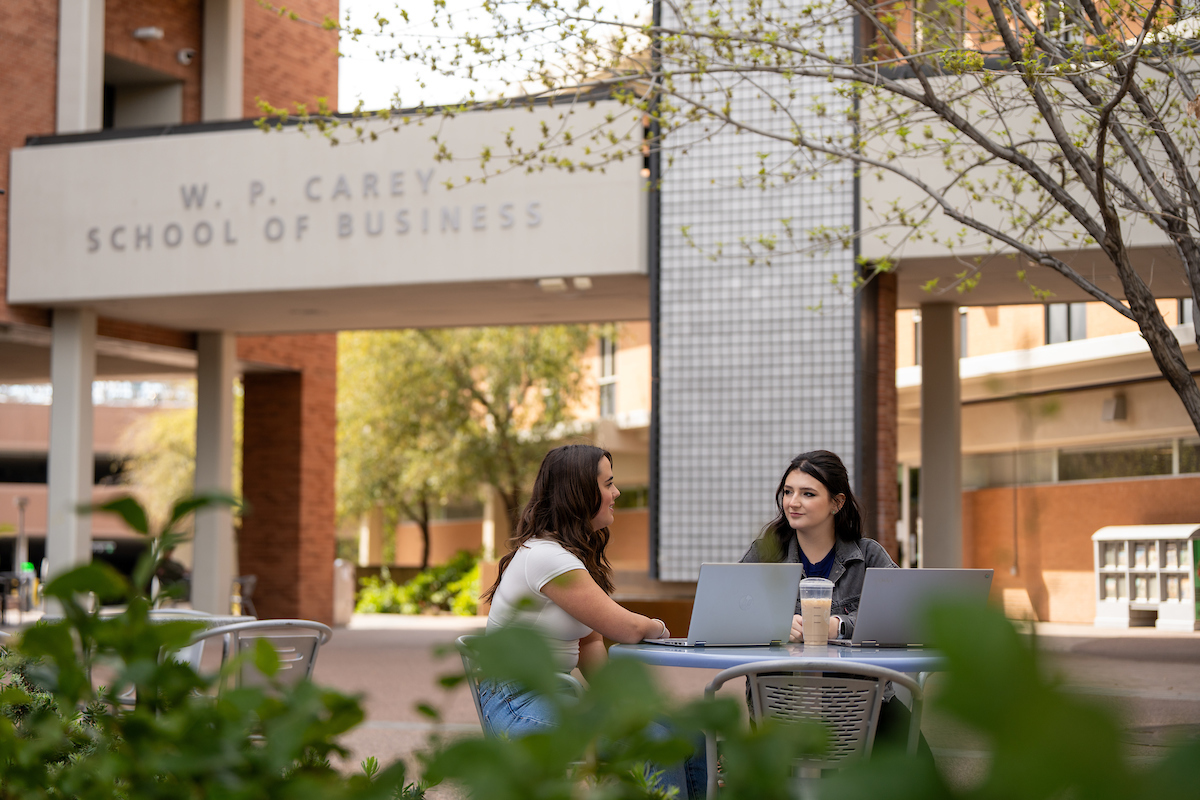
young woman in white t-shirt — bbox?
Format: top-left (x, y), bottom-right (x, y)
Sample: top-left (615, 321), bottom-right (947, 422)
top-left (479, 444), bottom-right (704, 798)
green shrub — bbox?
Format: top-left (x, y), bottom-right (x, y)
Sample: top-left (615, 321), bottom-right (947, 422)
top-left (0, 494), bottom-right (418, 800)
top-left (355, 551), bottom-right (479, 615)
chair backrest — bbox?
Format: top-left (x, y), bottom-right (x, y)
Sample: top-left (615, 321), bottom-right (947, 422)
top-left (456, 635), bottom-right (488, 730)
top-left (185, 619), bottom-right (333, 694)
top-left (455, 633), bottom-right (585, 737)
top-left (750, 671), bottom-right (887, 766)
top-left (704, 658), bottom-right (923, 793)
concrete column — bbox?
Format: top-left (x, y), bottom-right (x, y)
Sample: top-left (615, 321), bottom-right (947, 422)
top-left (357, 505), bottom-right (384, 566)
top-left (46, 309), bottom-right (97, 581)
top-left (57, 0), bottom-right (105, 133)
top-left (202, 0), bottom-right (245, 121)
top-left (192, 332), bottom-right (237, 614)
top-left (918, 303), bottom-right (963, 568)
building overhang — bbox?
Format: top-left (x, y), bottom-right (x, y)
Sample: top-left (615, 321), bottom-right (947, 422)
top-left (7, 102), bottom-right (649, 336)
top-left (890, 245), bottom-right (1190, 309)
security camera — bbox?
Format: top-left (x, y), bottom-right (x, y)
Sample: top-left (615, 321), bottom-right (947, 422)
top-left (177, 48), bottom-right (196, 66)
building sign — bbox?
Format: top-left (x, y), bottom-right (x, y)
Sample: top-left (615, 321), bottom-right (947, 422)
top-left (8, 101), bottom-right (646, 306)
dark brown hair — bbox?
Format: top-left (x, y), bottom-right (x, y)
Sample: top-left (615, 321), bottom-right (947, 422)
top-left (482, 444), bottom-right (616, 602)
top-left (756, 450), bottom-right (863, 560)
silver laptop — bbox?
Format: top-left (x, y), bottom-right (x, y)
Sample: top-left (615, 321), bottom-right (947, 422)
top-left (642, 562), bottom-right (804, 647)
top-left (832, 568), bottom-right (994, 648)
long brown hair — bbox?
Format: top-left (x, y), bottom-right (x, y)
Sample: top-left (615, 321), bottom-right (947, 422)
top-left (756, 450), bottom-right (864, 561)
top-left (482, 444), bottom-right (616, 601)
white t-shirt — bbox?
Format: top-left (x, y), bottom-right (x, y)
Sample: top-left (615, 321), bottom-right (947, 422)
top-left (486, 538), bottom-right (593, 671)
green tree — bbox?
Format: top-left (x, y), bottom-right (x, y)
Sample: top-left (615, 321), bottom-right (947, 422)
top-left (117, 383), bottom-right (244, 531)
top-left (338, 325), bottom-right (591, 568)
top-left (274, 0), bottom-right (1200, 437)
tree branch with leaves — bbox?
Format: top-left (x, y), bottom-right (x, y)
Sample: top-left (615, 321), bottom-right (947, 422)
top-left (270, 0), bottom-right (1200, 433)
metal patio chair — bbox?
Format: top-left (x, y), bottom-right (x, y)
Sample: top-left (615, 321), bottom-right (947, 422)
top-left (704, 658), bottom-right (924, 799)
top-left (455, 634), bottom-right (584, 736)
top-left (182, 618), bottom-right (333, 695)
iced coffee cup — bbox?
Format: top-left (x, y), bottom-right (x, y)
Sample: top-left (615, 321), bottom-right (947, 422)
top-left (799, 577), bottom-right (834, 646)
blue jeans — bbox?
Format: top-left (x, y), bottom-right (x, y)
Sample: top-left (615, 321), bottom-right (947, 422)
top-left (478, 679), bottom-right (707, 799)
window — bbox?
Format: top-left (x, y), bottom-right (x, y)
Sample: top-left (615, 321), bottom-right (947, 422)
top-left (1181, 439), bottom-right (1200, 474)
top-left (962, 450), bottom-right (1055, 490)
top-left (0, 455), bottom-right (124, 485)
top-left (598, 336), bottom-right (617, 419)
top-left (1180, 297), bottom-right (1195, 328)
top-left (1043, 0), bottom-right (1085, 43)
top-left (614, 486), bottom-right (649, 509)
top-left (1045, 302), bottom-right (1087, 344)
top-left (963, 437), bottom-right (1199, 488)
top-left (1058, 441), bottom-right (1174, 482)
top-left (917, 0), bottom-right (966, 50)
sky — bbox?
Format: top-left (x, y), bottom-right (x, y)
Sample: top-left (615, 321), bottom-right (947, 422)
top-left (337, 0), bottom-right (651, 112)
top-left (338, 0), bottom-right (506, 111)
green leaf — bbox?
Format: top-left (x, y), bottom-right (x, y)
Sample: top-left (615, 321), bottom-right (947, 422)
top-left (252, 638), bottom-right (281, 677)
top-left (82, 495), bottom-right (149, 535)
top-left (164, 492), bottom-right (242, 535)
top-left (44, 562), bottom-right (129, 604)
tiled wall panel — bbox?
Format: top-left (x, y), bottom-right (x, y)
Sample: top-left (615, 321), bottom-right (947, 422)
top-left (657, 8), bottom-right (859, 579)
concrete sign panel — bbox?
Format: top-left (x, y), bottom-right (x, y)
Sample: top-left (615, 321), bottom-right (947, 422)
top-left (8, 102), bottom-right (647, 309)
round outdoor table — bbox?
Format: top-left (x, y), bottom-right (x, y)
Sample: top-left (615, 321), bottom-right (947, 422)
top-left (609, 642), bottom-right (945, 674)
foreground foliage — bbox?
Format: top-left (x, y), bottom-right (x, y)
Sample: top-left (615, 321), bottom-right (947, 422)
top-left (0, 494), bottom-right (414, 799)
top-left (425, 604), bottom-right (1200, 799)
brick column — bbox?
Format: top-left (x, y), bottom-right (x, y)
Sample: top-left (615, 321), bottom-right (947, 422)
top-left (874, 272), bottom-right (899, 560)
top-left (238, 334), bottom-right (336, 623)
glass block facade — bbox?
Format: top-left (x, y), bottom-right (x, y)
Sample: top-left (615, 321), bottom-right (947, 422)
top-left (656, 9), bottom-right (859, 580)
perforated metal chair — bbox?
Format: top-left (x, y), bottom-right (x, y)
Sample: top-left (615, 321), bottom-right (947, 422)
top-left (704, 658), bottom-right (924, 799)
top-left (183, 619), bottom-right (333, 694)
top-left (455, 634), bottom-right (584, 735)
top-left (115, 610), bottom-right (216, 705)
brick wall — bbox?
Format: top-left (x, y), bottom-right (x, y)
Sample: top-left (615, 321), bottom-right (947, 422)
top-left (964, 474), bottom-right (1200, 622)
top-left (875, 271), bottom-right (899, 558)
top-left (97, 318), bottom-right (197, 350)
top-left (104, 0), bottom-right (203, 123)
top-left (238, 333), bottom-right (337, 623)
top-left (0, 0), bottom-right (58, 328)
top-left (243, 0), bottom-right (338, 117)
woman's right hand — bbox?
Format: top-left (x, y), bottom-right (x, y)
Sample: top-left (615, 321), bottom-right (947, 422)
top-left (790, 614), bottom-right (804, 643)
